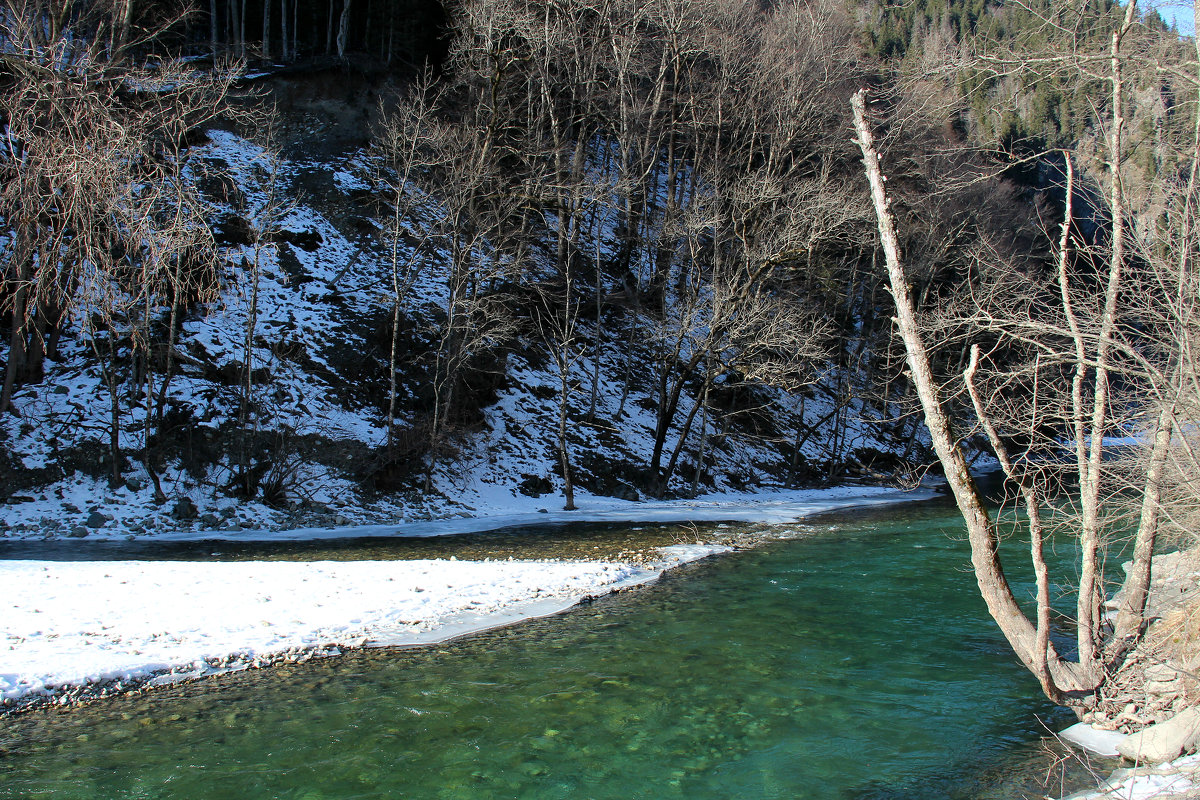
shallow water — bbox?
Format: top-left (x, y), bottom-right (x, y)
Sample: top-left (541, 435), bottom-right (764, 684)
top-left (0, 519), bottom-right (729, 562)
top-left (0, 500), bottom-right (1110, 799)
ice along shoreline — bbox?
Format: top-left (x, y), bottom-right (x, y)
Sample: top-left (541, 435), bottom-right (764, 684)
top-left (1, 486), bottom-right (933, 715)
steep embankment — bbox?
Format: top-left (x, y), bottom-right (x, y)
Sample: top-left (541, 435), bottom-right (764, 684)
top-left (0, 66), bottom-right (922, 540)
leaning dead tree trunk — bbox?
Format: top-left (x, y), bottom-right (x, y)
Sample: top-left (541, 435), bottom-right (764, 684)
top-left (850, 89), bottom-right (1094, 703)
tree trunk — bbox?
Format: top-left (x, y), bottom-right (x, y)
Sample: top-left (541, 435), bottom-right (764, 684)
top-left (1074, 0), bottom-right (1140, 682)
top-left (89, 335), bottom-right (124, 490)
top-left (240, 256), bottom-right (260, 498)
top-left (851, 89), bottom-right (1092, 701)
top-left (1, 262), bottom-right (31, 416)
top-left (279, 0), bottom-right (289, 60)
top-left (965, 346), bottom-right (1060, 703)
top-left (327, 0), bottom-right (336, 56)
top-left (1112, 404), bottom-right (1172, 646)
top-left (116, 0), bottom-right (134, 56)
top-left (210, 0), bottom-right (219, 53)
top-left (557, 365), bottom-right (576, 511)
top-left (1113, 1), bottom-right (1200, 645)
top-left (155, 300), bottom-right (180, 431)
top-left (262, 0), bottom-right (271, 60)
top-left (238, 0), bottom-right (247, 58)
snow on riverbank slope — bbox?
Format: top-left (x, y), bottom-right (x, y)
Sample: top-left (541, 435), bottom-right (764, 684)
top-left (0, 487), bottom-right (932, 711)
top-left (0, 556), bottom-right (665, 708)
top-left (10, 484), bottom-right (934, 542)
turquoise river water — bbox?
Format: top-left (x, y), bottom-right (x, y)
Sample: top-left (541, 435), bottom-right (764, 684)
top-left (0, 498), bottom-right (1110, 799)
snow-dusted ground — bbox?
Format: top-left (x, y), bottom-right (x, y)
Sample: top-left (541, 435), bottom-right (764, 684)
top-left (0, 486), bottom-right (932, 711)
top-left (0, 120), bottom-right (942, 711)
top-left (0, 554), bottom-right (676, 706)
top-left (1, 126), bottom-right (932, 545)
top-left (20, 484), bottom-right (930, 542)
top-left (1058, 753), bottom-right (1200, 800)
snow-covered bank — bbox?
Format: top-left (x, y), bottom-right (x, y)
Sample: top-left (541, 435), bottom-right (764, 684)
top-left (1059, 753), bottom-right (1200, 800)
top-left (0, 546), bottom-right (724, 711)
top-left (5, 484), bottom-right (936, 542)
top-left (1, 486), bottom-right (932, 712)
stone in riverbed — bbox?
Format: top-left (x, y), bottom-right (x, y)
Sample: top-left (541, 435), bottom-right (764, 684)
top-left (1117, 707), bottom-right (1200, 764)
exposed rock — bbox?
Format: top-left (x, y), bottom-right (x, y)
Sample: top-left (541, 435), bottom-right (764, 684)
top-left (85, 511), bottom-right (109, 528)
top-left (1117, 707), bottom-right (1200, 764)
top-left (271, 227), bottom-right (323, 252)
top-left (171, 497), bottom-right (198, 520)
top-left (1147, 664), bottom-right (1181, 682)
top-left (1147, 679), bottom-right (1181, 695)
top-left (1120, 551), bottom-right (1200, 621)
top-left (518, 474), bottom-right (553, 497)
top-left (68, 526), bottom-right (89, 538)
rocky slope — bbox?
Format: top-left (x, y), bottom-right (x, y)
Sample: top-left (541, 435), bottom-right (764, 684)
top-left (0, 64), bottom-right (921, 539)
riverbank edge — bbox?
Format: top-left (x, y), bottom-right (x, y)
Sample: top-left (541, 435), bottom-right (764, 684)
top-left (0, 547), bottom-right (726, 717)
top-left (1, 486), bottom-right (934, 717)
top-left (1051, 546), bottom-right (1200, 800)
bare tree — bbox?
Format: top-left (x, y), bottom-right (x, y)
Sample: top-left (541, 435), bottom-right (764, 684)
top-left (850, 0), bottom-right (1198, 710)
top-left (372, 76), bottom-right (450, 458)
top-left (530, 269), bottom-right (585, 511)
top-left (402, 113), bottom-right (523, 491)
top-left (852, 88), bottom-right (1089, 701)
top-left (0, 1), bottom-right (252, 490)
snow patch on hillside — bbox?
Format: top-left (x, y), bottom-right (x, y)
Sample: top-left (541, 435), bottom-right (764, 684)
top-left (1, 127), bottom-right (926, 541)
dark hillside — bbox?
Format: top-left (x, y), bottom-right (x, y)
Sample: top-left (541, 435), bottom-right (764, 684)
top-left (4, 0), bottom-right (1155, 536)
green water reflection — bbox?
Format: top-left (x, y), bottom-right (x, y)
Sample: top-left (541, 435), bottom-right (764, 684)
top-left (1, 500), bottom-right (1099, 799)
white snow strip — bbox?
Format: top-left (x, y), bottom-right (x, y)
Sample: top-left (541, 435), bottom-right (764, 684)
top-left (0, 556), bottom-right (665, 706)
top-left (0, 487), bottom-right (926, 709)
top-left (1061, 753), bottom-right (1200, 800)
top-left (134, 486), bottom-right (935, 542)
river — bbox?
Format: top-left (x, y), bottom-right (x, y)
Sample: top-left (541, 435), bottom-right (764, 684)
top-left (0, 497), bottom-right (1112, 798)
